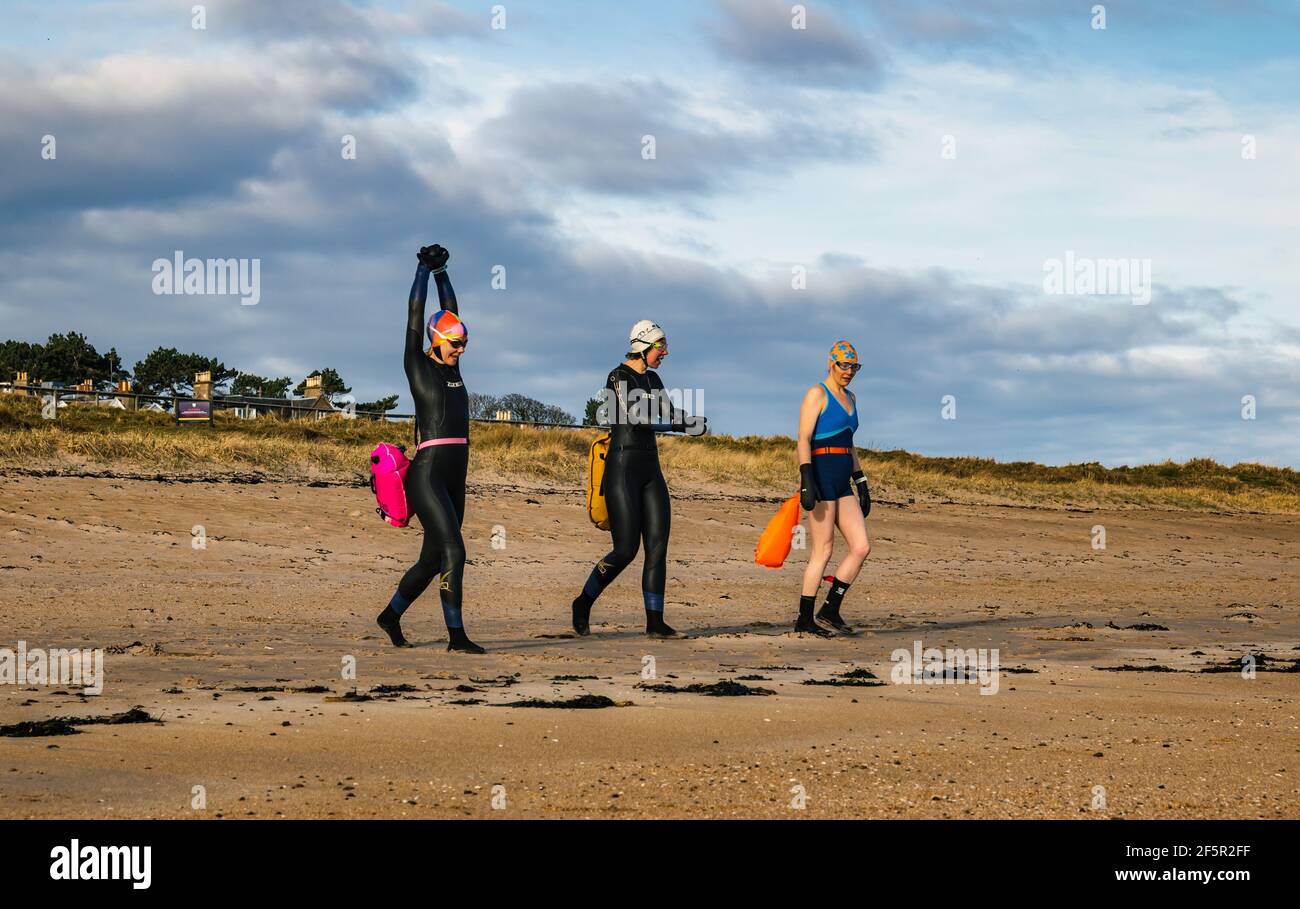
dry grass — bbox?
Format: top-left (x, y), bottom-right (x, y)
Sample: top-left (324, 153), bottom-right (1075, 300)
top-left (655, 434), bottom-right (1300, 511)
top-left (2, 394), bottom-right (1297, 512)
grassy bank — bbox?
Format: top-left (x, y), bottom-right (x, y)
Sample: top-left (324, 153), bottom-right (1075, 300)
top-left (1, 395), bottom-right (1297, 511)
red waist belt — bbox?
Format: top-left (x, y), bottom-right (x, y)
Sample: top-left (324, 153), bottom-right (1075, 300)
top-left (812, 446), bottom-right (852, 456)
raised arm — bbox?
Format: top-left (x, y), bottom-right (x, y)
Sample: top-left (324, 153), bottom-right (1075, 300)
top-left (405, 260), bottom-right (432, 370)
top-left (406, 245), bottom-right (452, 371)
top-left (434, 265), bottom-right (458, 315)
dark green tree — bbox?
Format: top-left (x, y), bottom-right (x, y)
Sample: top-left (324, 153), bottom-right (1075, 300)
top-left (132, 348), bottom-right (235, 396)
top-left (1, 337), bottom-right (133, 388)
top-left (293, 368), bottom-right (350, 400)
top-left (35, 332), bottom-right (114, 385)
top-left (102, 348), bottom-right (130, 384)
top-left (354, 394), bottom-right (400, 415)
top-left (0, 340), bottom-right (43, 382)
top-left (231, 373), bottom-right (293, 398)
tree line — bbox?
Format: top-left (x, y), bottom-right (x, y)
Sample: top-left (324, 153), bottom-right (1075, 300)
top-left (468, 392), bottom-right (576, 426)
top-left (2, 332), bottom-right (576, 423)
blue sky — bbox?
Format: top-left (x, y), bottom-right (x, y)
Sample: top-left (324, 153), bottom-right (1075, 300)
top-left (1, 0), bottom-right (1297, 467)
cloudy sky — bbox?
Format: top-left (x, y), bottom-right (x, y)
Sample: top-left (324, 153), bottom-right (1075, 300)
top-left (2, 0), bottom-right (1297, 467)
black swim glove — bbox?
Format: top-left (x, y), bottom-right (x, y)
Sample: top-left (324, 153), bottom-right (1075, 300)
top-left (799, 463), bottom-right (819, 511)
top-left (418, 244), bottom-right (450, 271)
top-left (852, 470), bottom-right (871, 516)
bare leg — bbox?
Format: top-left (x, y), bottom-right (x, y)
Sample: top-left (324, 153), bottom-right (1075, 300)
top-left (801, 499), bottom-right (837, 596)
top-left (816, 494), bottom-right (871, 633)
top-left (831, 494), bottom-right (871, 583)
top-left (796, 500), bottom-right (838, 637)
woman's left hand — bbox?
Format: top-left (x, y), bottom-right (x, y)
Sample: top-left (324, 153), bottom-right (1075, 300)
top-left (852, 470), bottom-right (871, 517)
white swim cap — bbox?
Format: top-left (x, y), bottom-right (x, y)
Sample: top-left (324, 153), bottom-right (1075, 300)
top-left (628, 320), bottom-right (666, 354)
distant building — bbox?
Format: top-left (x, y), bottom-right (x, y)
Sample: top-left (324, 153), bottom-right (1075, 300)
top-left (218, 375), bottom-right (337, 420)
top-left (2, 371), bottom-right (31, 394)
top-left (213, 394), bottom-right (335, 419)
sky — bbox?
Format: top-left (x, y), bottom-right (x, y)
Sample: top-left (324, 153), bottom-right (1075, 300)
top-left (1, 0), bottom-right (1297, 467)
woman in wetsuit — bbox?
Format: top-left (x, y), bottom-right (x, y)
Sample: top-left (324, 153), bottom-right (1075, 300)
top-left (795, 340), bottom-right (872, 637)
top-left (570, 320), bottom-right (706, 639)
top-left (375, 244), bottom-right (484, 654)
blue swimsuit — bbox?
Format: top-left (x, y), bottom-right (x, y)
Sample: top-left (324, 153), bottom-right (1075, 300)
top-left (811, 382), bottom-right (858, 501)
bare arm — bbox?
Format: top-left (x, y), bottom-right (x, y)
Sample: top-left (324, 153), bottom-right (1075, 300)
top-left (797, 386), bottom-right (824, 464)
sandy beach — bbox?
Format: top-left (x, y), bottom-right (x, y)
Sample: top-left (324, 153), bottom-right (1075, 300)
top-left (2, 470), bottom-right (1297, 819)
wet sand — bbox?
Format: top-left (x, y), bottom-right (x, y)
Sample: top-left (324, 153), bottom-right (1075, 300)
top-left (1, 471), bottom-right (1297, 818)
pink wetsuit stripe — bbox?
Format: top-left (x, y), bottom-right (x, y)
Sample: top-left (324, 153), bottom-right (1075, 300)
top-left (416, 437), bottom-right (468, 451)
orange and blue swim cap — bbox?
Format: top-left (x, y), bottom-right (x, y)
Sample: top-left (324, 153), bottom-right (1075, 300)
top-left (428, 310), bottom-right (468, 346)
top-left (830, 340), bottom-right (858, 364)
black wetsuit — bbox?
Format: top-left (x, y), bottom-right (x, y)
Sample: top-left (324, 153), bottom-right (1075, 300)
top-left (383, 263), bottom-right (472, 641)
top-left (573, 363), bottom-right (691, 633)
